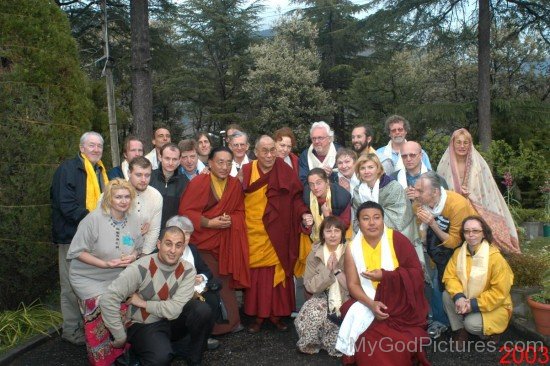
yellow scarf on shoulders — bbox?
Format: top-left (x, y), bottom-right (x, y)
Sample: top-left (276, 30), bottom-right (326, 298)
top-left (82, 154), bottom-right (109, 211)
top-left (456, 240), bottom-right (490, 299)
top-left (309, 186), bottom-right (332, 242)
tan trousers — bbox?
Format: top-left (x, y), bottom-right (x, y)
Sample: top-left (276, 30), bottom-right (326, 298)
top-left (442, 290), bottom-right (483, 336)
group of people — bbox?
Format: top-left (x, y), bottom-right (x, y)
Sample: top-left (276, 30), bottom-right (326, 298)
top-left (50, 115), bottom-right (516, 366)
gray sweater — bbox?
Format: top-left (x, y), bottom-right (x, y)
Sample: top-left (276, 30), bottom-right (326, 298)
top-left (99, 254), bottom-right (196, 344)
top-left (67, 208), bottom-right (144, 299)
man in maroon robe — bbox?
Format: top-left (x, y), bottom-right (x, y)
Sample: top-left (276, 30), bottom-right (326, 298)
top-left (241, 136), bottom-right (309, 333)
top-left (178, 146), bottom-right (249, 335)
top-left (339, 201), bottom-right (430, 365)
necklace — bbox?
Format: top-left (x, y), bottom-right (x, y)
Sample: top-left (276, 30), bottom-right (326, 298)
top-left (109, 215), bottom-right (128, 250)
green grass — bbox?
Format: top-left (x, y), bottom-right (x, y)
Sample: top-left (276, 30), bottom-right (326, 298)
top-left (0, 301), bottom-right (62, 355)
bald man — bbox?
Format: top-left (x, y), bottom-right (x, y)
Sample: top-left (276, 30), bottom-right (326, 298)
top-left (241, 136), bottom-right (309, 333)
top-left (391, 141), bottom-right (447, 201)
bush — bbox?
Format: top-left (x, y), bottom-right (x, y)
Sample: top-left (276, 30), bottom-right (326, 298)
top-left (0, 0), bottom-right (94, 309)
top-left (507, 253), bottom-right (550, 287)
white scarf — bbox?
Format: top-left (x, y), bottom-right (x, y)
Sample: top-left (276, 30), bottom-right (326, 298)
top-left (181, 246), bottom-right (207, 293)
top-left (338, 172), bottom-right (360, 197)
top-left (336, 227), bottom-right (394, 356)
top-left (419, 188), bottom-right (447, 231)
top-left (307, 143), bottom-right (337, 172)
top-left (283, 155), bottom-right (292, 168)
top-left (121, 160), bottom-right (130, 180)
top-left (323, 244), bottom-right (345, 316)
top-left (380, 140), bottom-right (405, 173)
top-left (396, 162), bottom-right (428, 189)
top-left (357, 179), bottom-right (380, 203)
top-left (230, 154), bottom-right (250, 177)
top-left (456, 240), bottom-right (490, 299)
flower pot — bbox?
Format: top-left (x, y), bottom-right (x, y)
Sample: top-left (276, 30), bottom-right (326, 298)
top-left (511, 286), bottom-right (541, 319)
top-left (522, 222), bottom-right (543, 240)
top-left (544, 223), bottom-right (550, 237)
top-left (527, 296), bottom-right (550, 336)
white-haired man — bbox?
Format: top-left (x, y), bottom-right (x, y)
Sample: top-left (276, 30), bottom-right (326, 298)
top-left (50, 131), bottom-right (109, 345)
top-left (298, 121), bottom-right (341, 184)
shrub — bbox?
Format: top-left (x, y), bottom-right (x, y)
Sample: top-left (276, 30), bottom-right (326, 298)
top-left (507, 253), bottom-right (550, 287)
top-left (0, 0), bottom-right (93, 309)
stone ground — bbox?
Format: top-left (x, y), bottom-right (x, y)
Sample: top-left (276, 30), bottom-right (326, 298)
top-left (8, 312), bottom-right (548, 366)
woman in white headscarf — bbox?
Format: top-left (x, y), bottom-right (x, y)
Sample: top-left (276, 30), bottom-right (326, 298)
top-left (437, 128), bottom-right (519, 254)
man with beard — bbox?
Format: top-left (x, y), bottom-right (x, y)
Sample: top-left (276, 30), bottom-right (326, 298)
top-left (375, 115), bottom-right (432, 175)
top-left (350, 124), bottom-right (375, 155)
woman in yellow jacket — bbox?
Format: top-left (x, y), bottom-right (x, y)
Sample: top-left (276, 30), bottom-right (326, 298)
top-left (442, 215), bottom-right (513, 346)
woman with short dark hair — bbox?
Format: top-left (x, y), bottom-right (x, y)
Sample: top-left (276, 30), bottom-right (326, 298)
top-left (295, 216), bottom-right (349, 357)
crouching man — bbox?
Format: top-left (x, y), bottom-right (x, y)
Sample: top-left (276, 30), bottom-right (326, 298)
top-left (100, 226), bottom-right (213, 366)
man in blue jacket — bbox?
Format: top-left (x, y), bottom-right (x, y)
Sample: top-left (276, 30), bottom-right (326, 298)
top-left (50, 131), bottom-right (109, 345)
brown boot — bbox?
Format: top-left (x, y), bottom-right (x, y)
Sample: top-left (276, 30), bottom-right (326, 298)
top-left (452, 328), bottom-right (469, 351)
top-left (247, 317), bottom-right (264, 334)
top-left (269, 316), bottom-right (289, 332)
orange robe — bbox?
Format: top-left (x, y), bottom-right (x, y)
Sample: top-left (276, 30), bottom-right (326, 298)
top-left (178, 174), bottom-right (249, 335)
top-left (242, 159), bottom-right (308, 318)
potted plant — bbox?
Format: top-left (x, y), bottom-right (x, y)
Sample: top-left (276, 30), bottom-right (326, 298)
top-left (507, 253), bottom-right (548, 319)
top-left (527, 268), bottom-right (550, 335)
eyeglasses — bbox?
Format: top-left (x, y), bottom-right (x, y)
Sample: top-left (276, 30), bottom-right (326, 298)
top-left (311, 136), bottom-right (328, 142)
top-left (390, 127), bottom-right (404, 133)
top-left (231, 143), bottom-right (247, 148)
top-left (401, 153), bottom-right (419, 160)
top-left (258, 148), bottom-right (276, 156)
top-left (463, 229), bottom-right (483, 235)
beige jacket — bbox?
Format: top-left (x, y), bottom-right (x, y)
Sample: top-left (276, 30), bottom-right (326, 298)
top-left (304, 243), bottom-right (349, 301)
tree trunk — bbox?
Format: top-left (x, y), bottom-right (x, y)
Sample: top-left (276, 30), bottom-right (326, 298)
top-left (131, 0), bottom-right (153, 152)
top-left (478, 0), bottom-right (491, 152)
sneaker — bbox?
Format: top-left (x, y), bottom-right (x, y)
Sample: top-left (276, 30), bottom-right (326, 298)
top-left (231, 323), bottom-right (245, 333)
top-left (427, 321), bottom-right (448, 339)
top-left (61, 330), bottom-right (86, 346)
top-left (207, 338), bottom-right (220, 350)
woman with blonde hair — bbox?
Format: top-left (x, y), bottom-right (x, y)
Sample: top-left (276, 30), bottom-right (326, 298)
top-left (68, 178), bottom-right (143, 365)
top-left (352, 154), bottom-right (416, 243)
top-left (437, 129), bottom-right (519, 253)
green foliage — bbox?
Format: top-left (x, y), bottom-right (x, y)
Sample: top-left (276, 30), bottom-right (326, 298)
top-left (483, 139), bottom-right (549, 207)
top-left (507, 253), bottom-right (550, 287)
top-left (0, 0), bottom-right (94, 309)
top-left (0, 301), bottom-right (62, 354)
top-left (531, 268), bottom-right (550, 304)
top-left (419, 129), bottom-right (450, 167)
top-left (243, 16), bottom-right (335, 147)
top-left (513, 208), bottom-right (547, 224)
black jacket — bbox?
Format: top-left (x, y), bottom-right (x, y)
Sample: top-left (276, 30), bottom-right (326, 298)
top-left (189, 244), bottom-right (212, 281)
top-left (149, 167), bottom-right (189, 229)
top-left (50, 156), bottom-right (90, 244)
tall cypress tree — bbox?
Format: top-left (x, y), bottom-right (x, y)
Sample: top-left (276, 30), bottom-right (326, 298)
top-left (0, 0), bottom-right (94, 309)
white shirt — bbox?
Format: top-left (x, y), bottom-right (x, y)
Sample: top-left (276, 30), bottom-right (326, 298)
top-left (134, 186), bottom-right (163, 255)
